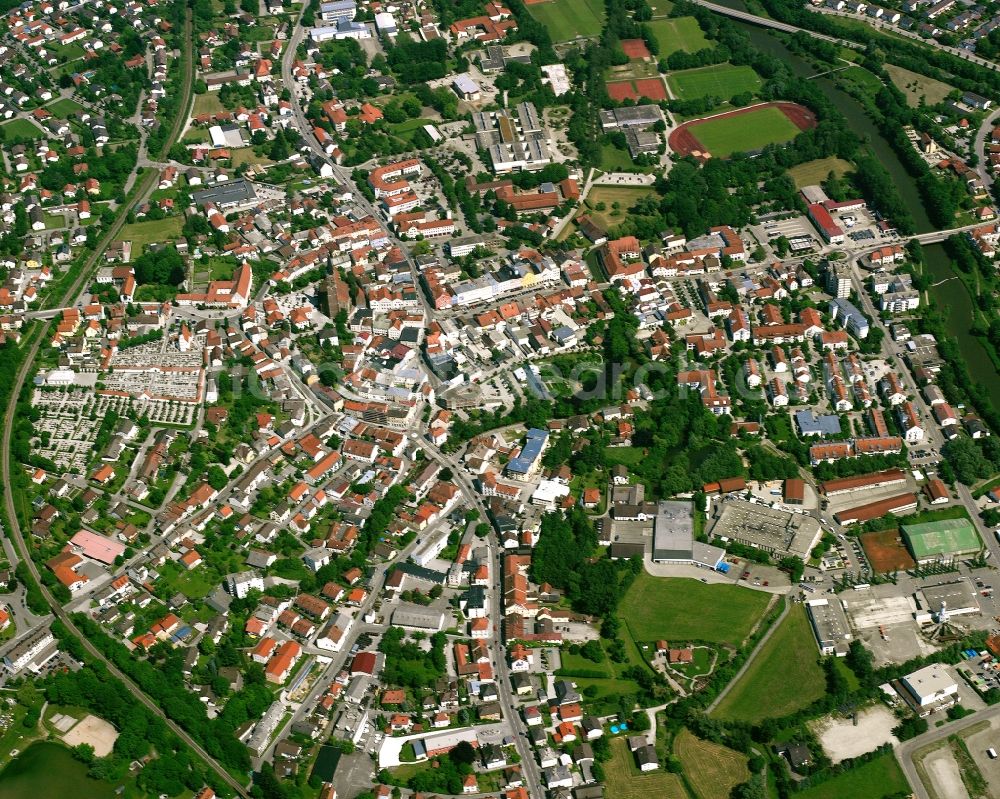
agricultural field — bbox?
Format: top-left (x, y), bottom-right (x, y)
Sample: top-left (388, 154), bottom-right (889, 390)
top-left (605, 737), bottom-right (687, 799)
top-left (787, 156), bottom-right (854, 189)
top-left (619, 572), bottom-right (773, 648)
top-left (525, 0), bottom-right (605, 42)
top-left (646, 17), bottom-right (710, 55)
top-left (792, 753), bottom-right (909, 799)
top-left (712, 604), bottom-right (826, 722)
top-left (884, 63), bottom-right (956, 108)
top-left (674, 729), bottom-right (750, 799)
top-left (687, 105), bottom-right (802, 157)
top-left (118, 216), bottom-right (186, 258)
top-left (667, 64), bottom-right (762, 101)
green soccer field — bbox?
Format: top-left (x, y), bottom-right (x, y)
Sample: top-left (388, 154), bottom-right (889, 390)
top-left (667, 63), bottom-right (763, 101)
top-left (646, 16), bottom-right (710, 54)
top-left (689, 106), bottom-right (802, 157)
top-left (526, 0), bottom-right (605, 41)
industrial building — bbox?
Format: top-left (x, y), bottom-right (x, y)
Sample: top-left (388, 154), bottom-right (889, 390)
top-left (650, 501), bottom-right (725, 569)
top-left (834, 492), bottom-right (918, 526)
top-left (901, 518), bottom-right (981, 564)
top-left (899, 663), bottom-right (958, 715)
top-left (915, 581), bottom-right (980, 624)
top-left (708, 497), bottom-right (822, 559)
top-left (192, 179), bottom-right (259, 211)
top-left (805, 598), bottom-right (852, 656)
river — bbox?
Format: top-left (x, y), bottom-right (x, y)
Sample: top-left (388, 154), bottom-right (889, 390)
top-left (0, 741), bottom-right (116, 799)
top-left (715, 1), bottom-right (1000, 395)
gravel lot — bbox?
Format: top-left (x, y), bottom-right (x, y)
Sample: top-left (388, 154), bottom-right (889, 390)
top-left (812, 705), bottom-right (899, 763)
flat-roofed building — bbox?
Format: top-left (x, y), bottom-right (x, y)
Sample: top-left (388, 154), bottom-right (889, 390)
top-left (708, 497), bottom-right (821, 559)
top-left (805, 598), bottom-right (851, 656)
top-left (651, 501), bottom-right (693, 562)
top-left (598, 105), bottom-right (663, 130)
top-left (917, 581), bottom-right (980, 623)
top-left (473, 102), bottom-right (550, 173)
top-left (899, 664), bottom-right (958, 715)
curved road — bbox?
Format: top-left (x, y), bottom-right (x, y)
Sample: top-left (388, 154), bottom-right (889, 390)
top-left (895, 704), bottom-right (1000, 799)
top-left (688, 0), bottom-right (861, 47)
top-left (0, 11), bottom-right (251, 799)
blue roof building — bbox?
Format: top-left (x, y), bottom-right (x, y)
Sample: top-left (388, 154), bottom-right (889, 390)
top-left (506, 428), bottom-right (548, 480)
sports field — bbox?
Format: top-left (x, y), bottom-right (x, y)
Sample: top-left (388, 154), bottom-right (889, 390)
top-left (680, 105), bottom-right (804, 158)
top-left (605, 737), bottom-right (687, 799)
top-left (667, 63), bottom-right (762, 101)
top-left (619, 572), bottom-right (772, 648)
top-left (712, 604), bottom-right (826, 722)
top-left (860, 529), bottom-right (915, 573)
top-left (607, 78), bottom-right (668, 102)
top-left (646, 16), bottom-right (710, 55)
top-left (674, 729), bottom-right (750, 799)
top-left (793, 753), bottom-right (908, 799)
top-left (526, 0), bottom-right (605, 41)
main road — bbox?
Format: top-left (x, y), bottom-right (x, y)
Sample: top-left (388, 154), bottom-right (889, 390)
top-left (0, 11), bottom-right (252, 799)
top-left (688, 0), bottom-right (861, 47)
top-left (279, 14), bottom-right (442, 343)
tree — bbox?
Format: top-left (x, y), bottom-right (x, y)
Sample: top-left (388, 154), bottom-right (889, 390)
top-left (133, 245), bottom-right (185, 286)
top-left (579, 640), bottom-right (603, 663)
top-left (206, 465), bottom-right (228, 491)
top-left (450, 740), bottom-right (477, 766)
top-left (892, 715), bottom-right (928, 741)
top-left (731, 775), bottom-right (767, 799)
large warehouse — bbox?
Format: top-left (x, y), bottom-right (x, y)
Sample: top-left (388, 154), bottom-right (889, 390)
top-left (805, 598), bottom-right (852, 656)
top-left (901, 518), bottom-right (981, 564)
top-left (708, 497), bottom-right (821, 559)
top-left (651, 500), bottom-right (725, 569)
